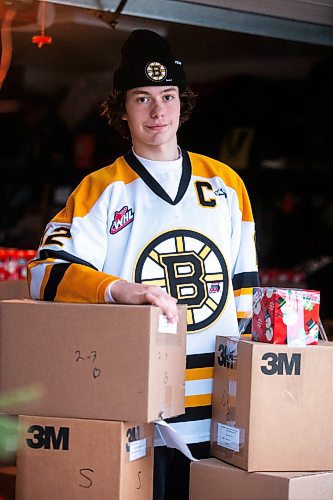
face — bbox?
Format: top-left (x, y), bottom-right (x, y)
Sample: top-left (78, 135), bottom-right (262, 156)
top-left (122, 86), bottom-right (181, 157)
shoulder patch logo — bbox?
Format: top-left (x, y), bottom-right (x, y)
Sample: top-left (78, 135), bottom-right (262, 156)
top-left (110, 206), bottom-right (134, 234)
top-left (209, 283), bottom-right (221, 293)
top-left (214, 188), bottom-right (227, 197)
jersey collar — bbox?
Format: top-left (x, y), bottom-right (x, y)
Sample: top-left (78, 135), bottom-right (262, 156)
top-left (124, 149), bottom-right (191, 206)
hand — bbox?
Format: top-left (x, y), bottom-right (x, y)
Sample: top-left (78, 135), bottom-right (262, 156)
top-left (111, 280), bottom-right (179, 323)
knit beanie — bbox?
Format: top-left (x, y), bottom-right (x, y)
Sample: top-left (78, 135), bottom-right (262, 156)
top-left (113, 29), bottom-right (187, 91)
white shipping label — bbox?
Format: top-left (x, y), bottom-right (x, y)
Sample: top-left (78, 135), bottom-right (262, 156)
top-left (128, 438), bottom-right (147, 461)
top-left (217, 423), bottom-right (240, 452)
top-left (159, 314), bottom-right (177, 334)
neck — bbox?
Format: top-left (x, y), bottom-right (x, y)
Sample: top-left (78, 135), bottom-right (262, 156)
top-left (132, 142), bottom-right (180, 162)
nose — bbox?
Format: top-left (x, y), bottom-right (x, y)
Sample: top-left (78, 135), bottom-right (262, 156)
top-left (150, 100), bottom-right (164, 118)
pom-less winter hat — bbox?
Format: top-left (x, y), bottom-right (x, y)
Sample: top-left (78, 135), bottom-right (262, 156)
top-left (113, 29), bottom-right (187, 91)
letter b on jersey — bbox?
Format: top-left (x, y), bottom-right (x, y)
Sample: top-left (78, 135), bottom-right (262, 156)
top-left (160, 253), bottom-right (206, 306)
top-left (26, 425), bottom-right (69, 450)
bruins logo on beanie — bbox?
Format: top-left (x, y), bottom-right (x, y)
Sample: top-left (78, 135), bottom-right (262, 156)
top-left (113, 29), bottom-right (187, 91)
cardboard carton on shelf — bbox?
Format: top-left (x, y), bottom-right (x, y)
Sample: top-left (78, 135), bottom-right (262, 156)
top-left (211, 335), bottom-right (333, 471)
top-left (0, 300), bottom-right (187, 423)
top-left (16, 415), bottom-right (153, 500)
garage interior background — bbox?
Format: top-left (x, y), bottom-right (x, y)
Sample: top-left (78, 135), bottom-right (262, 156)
top-left (0, 0), bottom-right (332, 327)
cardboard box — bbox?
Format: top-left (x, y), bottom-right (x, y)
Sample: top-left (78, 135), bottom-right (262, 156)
top-left (252, 287), bottom-right (320, 345)
top-left (0, 300), bottom-right (187, 422)
top-left (0, 280), bottom-right (29, 300)
top-left (190, 458), bottom-right (333, 500)
top-left (0, 466), bottom-right (16, 500)
top-left (211, 336), bottom-right (333, 471)
top-left (15, 415), bottom-right (153, 500)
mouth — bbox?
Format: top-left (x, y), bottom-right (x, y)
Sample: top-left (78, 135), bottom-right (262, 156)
top-left (145, 123), bottom-right (169, 132)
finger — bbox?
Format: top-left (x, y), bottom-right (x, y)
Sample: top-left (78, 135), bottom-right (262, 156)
top-left (145, 292), bottom-right (179, 323)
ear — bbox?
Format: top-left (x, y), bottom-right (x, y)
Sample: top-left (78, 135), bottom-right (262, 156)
top-left (121, 114), bottom-right (128, 121)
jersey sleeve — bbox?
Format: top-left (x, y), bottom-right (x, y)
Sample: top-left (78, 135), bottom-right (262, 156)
top-left (28, 176), bottom-right (118, 303)
top-left (230, 176), bottom-right (260, 324)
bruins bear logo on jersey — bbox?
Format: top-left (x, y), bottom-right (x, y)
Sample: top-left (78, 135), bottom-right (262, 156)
top-left (134, 229), bottom-right (228, 332)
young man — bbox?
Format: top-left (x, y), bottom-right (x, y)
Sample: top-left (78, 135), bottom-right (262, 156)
top-left (28, 29), bottom-right (259, 499)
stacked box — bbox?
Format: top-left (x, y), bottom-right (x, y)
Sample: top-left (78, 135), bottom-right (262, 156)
top-left (16, 416), bottom-right (154, 500)
top-left (0, 300), bottom-right (188, 499)
top-left (190, 459), bottom-right (333, 500)
top-left (0, 300), bottom-right (187, 422)
top-left (190, 334), bottom-right (333, 499)
top-left (189, 287), bottom-right (328, 498)
top-left (211, 335), bottom-right (333, 471)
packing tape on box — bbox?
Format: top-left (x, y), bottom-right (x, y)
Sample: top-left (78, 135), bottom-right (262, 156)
top-left (284, 291), bottom-right (306, 346)
top-left (163, 384), bottom-right (173, 414)
top-left (279, 289), bottom-right (320, 346)
top-left (226, 339), bottom-right (239, 430)
top-left (213, 337), bottom-right (246, 455)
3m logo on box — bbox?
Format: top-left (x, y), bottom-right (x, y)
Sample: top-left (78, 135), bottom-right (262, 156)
top-left (26, 425), bottom-right (69, 450)
top-left (125, 425), bottom-right (140, 452)
top-left (261, 352), bottom-right (301, 375)
top-left (217, 343), bottom-right (237, 369)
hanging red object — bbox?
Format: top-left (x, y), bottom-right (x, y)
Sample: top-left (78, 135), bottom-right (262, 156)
top-left (32, 0), bottom-right (52, 48)
top-left (32, 34), bottom-right (52, 48)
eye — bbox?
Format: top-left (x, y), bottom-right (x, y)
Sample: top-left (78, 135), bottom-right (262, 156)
top-left (136, 96), bottom-right (149, 103)
top-left (163, 94), bottom-right (175, 101)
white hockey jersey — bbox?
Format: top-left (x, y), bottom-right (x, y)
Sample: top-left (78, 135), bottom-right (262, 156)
top-left (28, 149), bottom-right (259, 444)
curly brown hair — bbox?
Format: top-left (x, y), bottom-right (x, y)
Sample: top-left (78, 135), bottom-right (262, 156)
top-left (101, 87), bottom-right (197, 139)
